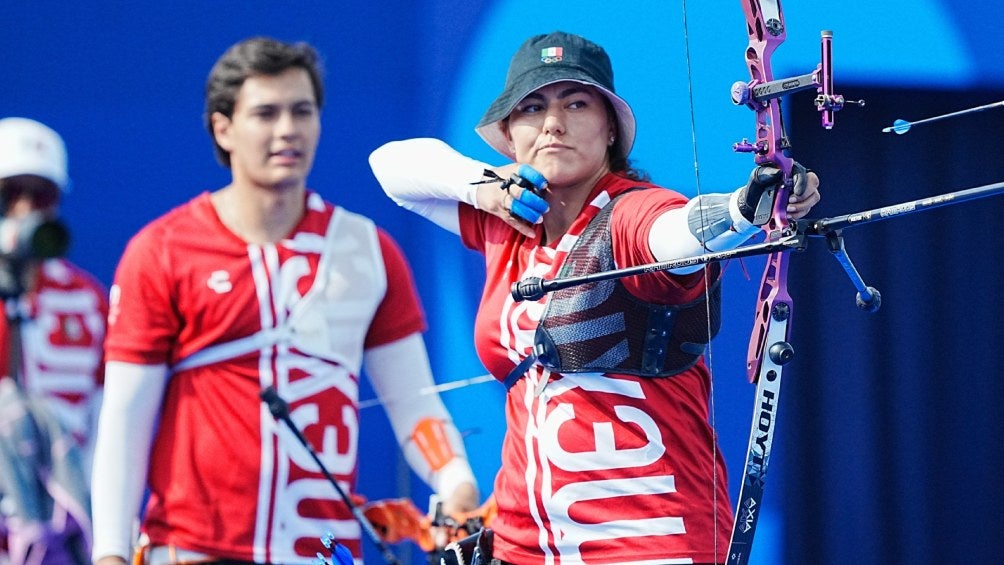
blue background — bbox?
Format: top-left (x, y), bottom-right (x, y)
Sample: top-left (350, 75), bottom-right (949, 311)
top-left (5, 1), bottom-right (1003, 563)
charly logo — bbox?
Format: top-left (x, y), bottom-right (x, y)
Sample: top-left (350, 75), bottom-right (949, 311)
top-left (207, 270), bottom-right (233, 294)
top-left (540, 46), bottom-right (563, 64)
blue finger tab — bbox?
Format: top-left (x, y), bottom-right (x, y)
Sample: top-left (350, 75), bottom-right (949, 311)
top-left (511, 199), bottom-right (543, 224)
top-left (517, 164), bottom-right (548, 192)
top-left (516, 188), bottom-right (549, 214)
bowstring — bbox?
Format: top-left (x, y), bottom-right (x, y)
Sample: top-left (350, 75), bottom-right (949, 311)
top-left (680, 0), bottom-right (722, 562)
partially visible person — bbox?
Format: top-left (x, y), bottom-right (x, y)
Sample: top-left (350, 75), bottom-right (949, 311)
top-left (0, 117), bottom-right (107, 565)
top-left (89, 37), bottom-right (478, 565)
top-left (370, 31), bottom-right (821, 564)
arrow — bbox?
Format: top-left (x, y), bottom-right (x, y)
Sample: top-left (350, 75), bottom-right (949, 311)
top-left (882, 99), bottom-right (1004, 134)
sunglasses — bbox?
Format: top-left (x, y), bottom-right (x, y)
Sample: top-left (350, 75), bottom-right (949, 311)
top-left (0, 175), bottom-right (61, 211)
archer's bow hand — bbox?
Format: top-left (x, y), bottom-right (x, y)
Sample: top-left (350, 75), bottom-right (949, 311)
top-left (786, 162), bottom-right (821, 219)
top-left (737, 161), bottom-right (820, 224)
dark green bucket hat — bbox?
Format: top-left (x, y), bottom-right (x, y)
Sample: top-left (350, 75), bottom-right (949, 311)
top-left (475, 31), bottom-right (636, 160)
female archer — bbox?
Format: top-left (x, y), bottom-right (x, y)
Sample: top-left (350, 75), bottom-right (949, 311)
top-left (370, 30), bottom-right (820, 564)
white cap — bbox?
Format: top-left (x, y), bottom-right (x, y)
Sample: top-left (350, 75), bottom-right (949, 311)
top-left (0, 117), bottom-right (69, 190)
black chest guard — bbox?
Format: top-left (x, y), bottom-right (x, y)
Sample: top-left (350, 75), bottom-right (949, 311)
top-left (533, 191), bottom-right (722, 378)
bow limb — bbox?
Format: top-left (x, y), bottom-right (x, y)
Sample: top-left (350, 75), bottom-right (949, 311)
top-left (727, 1), bottom-right (796, 563)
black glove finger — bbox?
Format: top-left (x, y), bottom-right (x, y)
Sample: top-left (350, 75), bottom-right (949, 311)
top-left (790, 161), bottom-right (809, 197)
top-left (738, 164), bottom-right (782, 223)
top-left (752, 163), bottom-right (783, 189)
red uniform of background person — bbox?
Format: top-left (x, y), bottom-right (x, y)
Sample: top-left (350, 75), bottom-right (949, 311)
top-left (89, 37), bottom-right (477, 565)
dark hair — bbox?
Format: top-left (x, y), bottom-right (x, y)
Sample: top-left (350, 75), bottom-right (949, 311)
top-left (204, 37), bottom-right (325, 167)
top-left (600, 97), bottom-right (649, 183)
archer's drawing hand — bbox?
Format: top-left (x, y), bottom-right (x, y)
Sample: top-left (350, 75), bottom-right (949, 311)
top-left (475, 164), bottom-right (549, 237)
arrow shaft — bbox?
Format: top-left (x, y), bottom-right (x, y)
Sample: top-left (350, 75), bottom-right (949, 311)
top-left (883, 100), bottom-right (1004, 132)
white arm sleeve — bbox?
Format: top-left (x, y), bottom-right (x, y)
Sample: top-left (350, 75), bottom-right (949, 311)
top-left (91, 361), bottom-right (169, 562)
top-left (363, 332), bottom-right (477, 501)
top-left (369, 138), bottom-right (491, 235)
top-left (649, 188), bottom-right (762, 274)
